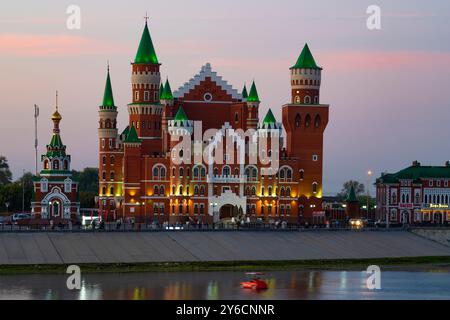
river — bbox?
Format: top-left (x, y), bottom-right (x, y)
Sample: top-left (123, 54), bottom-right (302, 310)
top-left (1, 270), bottom-right (449, 300)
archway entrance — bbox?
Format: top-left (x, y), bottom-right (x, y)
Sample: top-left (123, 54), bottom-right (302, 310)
top-left (434, 212), bottom-right (443, 224)
top-left (219, 204), bottom-right (243, 223)
top-left (401, 210), bottom-right (410, 224)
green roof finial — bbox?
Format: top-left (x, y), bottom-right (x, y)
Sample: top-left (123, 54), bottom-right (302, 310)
top-left (102, 64), bottom-right (115, 107)
top-left (134, 21), bottom-right (159, 64)
top-left (346, 184), bottom-right (358, 203)
top-left (263, 108), bottom-right (276, 124)
top-left (242, 84), bottom-right (248, 99)
top-left (247, 81), bottom-right (260, 103)
top-left (124, 125), bottom-right (141, 143)
top-left (161, 78), bottom-right (173, 100)
top-left (290, 43), bottom-right (321, 70)
top-left (174, 106), bottom-right (188, 121)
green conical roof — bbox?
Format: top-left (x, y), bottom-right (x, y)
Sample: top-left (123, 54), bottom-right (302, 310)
top-left (134, 22), bottom-right (158, 64)
top-left (263, 109), bottom-right (276, 124)
top-left (159, 83), bottom-right (164, 100)
top-left (290, 43), bottom-right (321, 70)
top-left (124, 125), bottom-right (141, 143)
top-left (121, 125), bottom-right (130, 138)
top-left (346, 184), bottom-right (358, 203)
top-left (49, 133), bottom-right (63, 148)
top-left (247, 81), bottom-right (260, 103)
top-left (161, 78), bottom-right (173, 100)
top-left (174, 106), bottom-right (188, 121)
top-left (102, 68), bottom-right (115, 107)
top-left (242, 85), bottom-right (248, 99)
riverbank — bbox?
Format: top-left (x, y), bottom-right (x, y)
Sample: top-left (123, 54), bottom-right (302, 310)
top-left (2, 256), bottom-right (450, 275)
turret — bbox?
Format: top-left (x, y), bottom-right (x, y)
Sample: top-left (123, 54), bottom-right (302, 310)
top-left (345, 184), bottom-right (361, 218)
top-left (245, 81), bottom-right (260, 130)
top-left (168, 106), bottom-right (193, 162)
top-left (290, 43), bottom-right (322, 105)
top-left (128, 21), bottom-right (163, 155)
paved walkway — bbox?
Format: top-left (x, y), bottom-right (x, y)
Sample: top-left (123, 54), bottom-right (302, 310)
top-left (1, 230), bottom-right (450, 265)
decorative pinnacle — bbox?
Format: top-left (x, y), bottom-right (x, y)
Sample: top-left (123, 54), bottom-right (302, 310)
top-left (144, 12), bottom-right (149, 24)
top-left (55, 90), bottom-right (58, 111)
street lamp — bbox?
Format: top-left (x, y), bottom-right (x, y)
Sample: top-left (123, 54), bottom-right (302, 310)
top-left (367, 170), bottom-right (373, 217)
top-left (5, 202), bottom-right (10, 214)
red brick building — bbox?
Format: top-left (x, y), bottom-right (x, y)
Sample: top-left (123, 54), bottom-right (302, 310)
top-left (32, 95), bottom-right (80, 220)
top-left (376, 161), bottom-right (450, 225)
top-left (98, 22), bottom-right (329, 224)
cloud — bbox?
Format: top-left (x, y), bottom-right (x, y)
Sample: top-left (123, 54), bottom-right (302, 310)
top-left (0, 33), bottom-right (127, 56)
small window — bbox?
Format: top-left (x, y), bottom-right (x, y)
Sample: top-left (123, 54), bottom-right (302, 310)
top-left (134, 91), bottom-right (139, 101)
top-left (234, 112), bottom-right (239, 123)
top-left (312, 155), bottom-right (318, 161)
top-left (304, 96), bottom-right (311, 104)
top-left (144, 91), bottom-right (150, 101)
top-left (312, 182), bottom-right (318, 194)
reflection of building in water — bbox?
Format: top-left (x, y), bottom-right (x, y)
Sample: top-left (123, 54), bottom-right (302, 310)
top-left (163, 282), bottom-right (193, 300)
top-left (206, 281), bottom-right (219, 300)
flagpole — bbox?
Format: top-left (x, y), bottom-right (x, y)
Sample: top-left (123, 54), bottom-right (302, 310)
top-left (34, 104), bottom-right (39, 175)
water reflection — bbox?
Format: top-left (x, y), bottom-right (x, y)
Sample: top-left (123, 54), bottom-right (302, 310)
top-left (0, 270), bottom-right (449, 300)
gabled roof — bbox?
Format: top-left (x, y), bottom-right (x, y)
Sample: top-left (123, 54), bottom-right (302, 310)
top-left (174, 106), bottom-right (188, 121)
top-left (134, 22), bottom-right (158, 64)
top-left (247, 81), bottom-right (260, 103)
top-left (377, 164), bottom-right (450, 184)
top-left (290, 43), bottom-right (321, 70)
top-left (173, 63), bottom-right (242, 100)
top-left (263, 109), bottom-right (276, 124)
top-left (124, 125), bottom-right (141, 143)
top-left (102, 68), bottom-right (115, 108)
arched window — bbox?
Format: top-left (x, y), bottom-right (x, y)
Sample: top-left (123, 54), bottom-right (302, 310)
top-left (314, 115), bottom-right (321, 128)
top-left (268, 186), bottom-right (272, 196)
top-left (201, 167), bottom-right (206, 178)
top-left (44, 160), bottom-right (49, 170)
top-left (280, 187), bottom-right (285, 197)
top-left (172, 185), bottom-right (176, 195)
top-left (280, 169), bottom-right (285, 179)
top-left (295, 114), bottom-right (301, 127)
top-left (261, 186), bottom-right (265, 195)
top-left (53, 160), bottom-right (59, 170)
top-left (110, 171), bottom-right (115, 180)
top-left (305, 114), bottom-right (311, 127)
top-left (252, 168), bottom-right (257, 180)
top-left (179, 167), bottom-right (184, 177)
top-left (102, 186), bottom-right (106, 195)
top-left (295, 96), bottom-right (301, 104)
top-left (314, 96), bottom-right (319, 104)
top-left (286, 168), bottom-right (292, 180)
top-left (110, 156), bottom-right (115, 165)
top-left (299, 169), bottom-right (304, 180)
top-left (187, 168), bottom-right (190, 178)
top-left (179, 185), bottom-right (183, 195)
top-left (154, 185), bottom-right (159, 195)
top-left (234, 168), bottom-right (239, 176)
top-left (200, 186), bottom-right (205, 195)
top-left (245, 187), bottom-right (250, 196)
top-left (63, 160), bottom-right (68, 170)
top-left (222, 166), bottom-right (230, 176)
top-left (194, 185), bottom-right (199, 195)
top-left (214, 168), bottom-right (219, 176)
top-left (153, 167), bottom-right (159, 178)
top-left (172, 168), bottom-right (176, 177)
top-left (312, 182), bottom-right (318, 194)
top-left (234, 112), bottom-right (239, 123)
top-left (286, 187), bottom-right (291, 197)
top-left (160, 185), bottom-right (164, 195)
top-left (193, 167), bottom-right (199, 178)
top-left (102, 171), bottom-right (106, 180)
top-left (304, 96), bottom-right (311, 104)
top-left (160, 167), bottom-right (166, 178)
top-left (251, 186), bottom-right (256, 196)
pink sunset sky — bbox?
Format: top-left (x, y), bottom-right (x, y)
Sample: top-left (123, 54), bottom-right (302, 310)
top-left (1, 0), bottom-right (450, 194)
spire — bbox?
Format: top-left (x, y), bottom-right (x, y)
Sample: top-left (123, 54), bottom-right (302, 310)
top-left (174, 106), bottom-right (188, 121)
top-left (247, 81), bottom-right (260, 103)
top-left (102, 65), bottom-right (115, 107)
top-left (47, 91), bottom-right (66, 157)
top-left (242, 84), bottom-right (248, 99)
top-left (134, 21), bottom-right (159, 64)
top-left (159, 82), bottom-right (164, 100)
top-left (161, 78), bottom-right (173, 100)
top-left (124, 125), bottom-right (141, 143)
top-left (290, 43), bottom-right (321, 70)
top-left (52, 91), bottom-right (62, 121)
top-left (346, 184), bottom-right (358, 203)
top-left (263, 109), bottom-right (276, 124)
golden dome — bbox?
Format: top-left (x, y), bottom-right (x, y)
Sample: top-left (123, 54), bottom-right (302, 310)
top-left (52, 109), bottom-right (62, 121)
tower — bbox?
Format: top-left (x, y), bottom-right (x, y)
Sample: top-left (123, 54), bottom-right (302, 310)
top-left (32, 92), bottom-right (79, 221)
top-left (245, 81), bottom-right (260, 130)
top-left (128, 21), bottom-right (163, 155)
top-left (161, 78), bottom-right (175, 154)
top-left (98, 66), bottom-right (120, 219)
top-left (345, 184), bottom-right (361, 218)
top-left (282, 44), bottom-right (329, 199)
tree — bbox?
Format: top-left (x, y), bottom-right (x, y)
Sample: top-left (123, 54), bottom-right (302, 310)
top-left (337, 180), bottom-right (365, 199)
top-left (72, 168), bottom-right (98, 208)
top-left (0, 155), bottom-right (12, 186)
top-left (0, 171), bottom-right (33, 212)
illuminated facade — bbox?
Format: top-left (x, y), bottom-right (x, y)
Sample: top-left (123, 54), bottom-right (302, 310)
top-left (376, 161), bottom-right (450, 224)
top-left (32, 95), bottom-right (80, 220)
top-left (98, 22), bottom-right (329, 223)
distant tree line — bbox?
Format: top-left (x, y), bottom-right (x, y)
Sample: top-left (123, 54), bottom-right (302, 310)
top-left (0, 155), bottom-right (98, 212)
